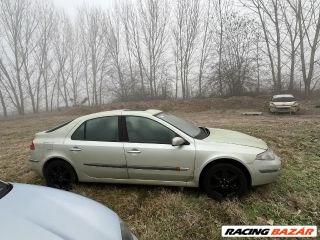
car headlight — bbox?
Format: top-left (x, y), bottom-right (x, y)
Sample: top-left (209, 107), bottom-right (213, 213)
top-left (255, 148), bottom-right (276, 160)
top-left (120, 220), bottom-right (135, 240)
top-left (292, 102), bottom-right (299, 106)
top-left (269, 102), bottom-right (275, 107)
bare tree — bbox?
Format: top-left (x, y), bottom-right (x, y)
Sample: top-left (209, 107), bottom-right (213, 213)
top-left (21, 3), bottom-right (39, 113)
top-left (172, 0), bottom-right (200, 99)
top-left (104, 9), bottom-right (127, 100)
top-left (0, 0), bottom-right (32, 114)
top-left (244, 0), bottom-right (284, 93)
top-left (78, 15), bottom-right (91, 106)
top-left (221, 12), bottom-right (257, 95)
top-left (121, 1), bottom-right (146, 97)
top-left (69, 26), bottom-right (82, 106)
top-left (36, 2), bottom-right (56, 111)
top-left (119, 2), bottom-right (135, 93)
top-left (138, 0), bottom-right (169, 99)
top-left (53, 13), bottom-right (73, 108)
top-left (2, 0), bottom-right (320, 116)
top-left (255, 31), bottom-right (261, 93)
top-left (281, 0), bottom-right (300, 92)
top-left (197, 0), bottom-right (214, 96)
top-left (77, 6), bottom-right (107, 106)
top-left (287, 0), bottom-right (320, 96)
top-left (212, 0), bottom-right (231, 96)
top-left (0, 72), bottom-right (8, 117)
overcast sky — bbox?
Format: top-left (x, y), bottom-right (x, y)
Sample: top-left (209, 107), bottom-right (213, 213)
top-left (49, 0), bottom-right (114, 17)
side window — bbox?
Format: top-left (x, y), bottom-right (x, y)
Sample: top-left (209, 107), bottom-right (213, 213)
top-left (126, 116), bottom-right (177, 144)
top-left (71, 116), bottom-right (119, 142)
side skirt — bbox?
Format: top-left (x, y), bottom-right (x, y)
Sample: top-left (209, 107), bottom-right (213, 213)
top-left (77, 175), bottom-right (198, 188)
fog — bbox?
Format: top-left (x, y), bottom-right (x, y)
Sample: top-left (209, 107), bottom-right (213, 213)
top-left (0, 0), bottom-right (319, 116)
top-left (49, 0), bottom-right (114, 17)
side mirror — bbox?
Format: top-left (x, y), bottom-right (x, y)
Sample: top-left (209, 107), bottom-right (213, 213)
top-left (172, 137), bottom-right (185, 146)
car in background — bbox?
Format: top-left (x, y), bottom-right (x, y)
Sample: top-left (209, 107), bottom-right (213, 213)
top-left (269, 94), bottom-right (300, 113)
top-left (29, 109), bottom-right (281, 200)
top-left (0, 180), bottom-right (137, 240)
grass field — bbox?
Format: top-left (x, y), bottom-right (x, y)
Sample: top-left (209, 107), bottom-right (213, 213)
top-left (0, 97), bottom-right (319, 239)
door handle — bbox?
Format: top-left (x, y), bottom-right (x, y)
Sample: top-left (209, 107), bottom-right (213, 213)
top-left (70, 146), bottom-right (82, 152)
top-left (127, 149), bottom-right (141, 154)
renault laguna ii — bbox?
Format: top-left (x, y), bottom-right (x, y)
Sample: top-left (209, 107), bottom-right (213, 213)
top-left (29, 109), bottom-right (281, 199)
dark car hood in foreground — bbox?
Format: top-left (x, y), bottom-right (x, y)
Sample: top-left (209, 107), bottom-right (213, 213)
top-left (0, 184), bottom-right (122, 240)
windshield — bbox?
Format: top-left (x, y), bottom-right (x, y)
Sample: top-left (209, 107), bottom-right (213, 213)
top-left (0, 181), bottom-right (12, 199)
top-left (155, 112), bottom-right (201, 137)
top-left (272, 97), bottom-right (295, 102)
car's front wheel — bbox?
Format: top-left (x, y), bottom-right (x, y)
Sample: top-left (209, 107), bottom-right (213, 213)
top-left (202, 163), bottom-right (248, 200)
top-left (44, 160), bottom-right (77, 190)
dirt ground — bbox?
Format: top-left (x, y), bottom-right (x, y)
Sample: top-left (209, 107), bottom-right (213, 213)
top-left (0, 96), bottom-right (319, 239)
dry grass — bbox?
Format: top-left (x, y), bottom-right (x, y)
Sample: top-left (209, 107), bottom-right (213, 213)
top-left (0, 97), bottom-right (319, 239)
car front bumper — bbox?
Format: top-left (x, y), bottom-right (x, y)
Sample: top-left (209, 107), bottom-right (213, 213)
top-left (250, 155), bottom-right (281, 186)
top-left (270, 106), bottom-right (299, 113)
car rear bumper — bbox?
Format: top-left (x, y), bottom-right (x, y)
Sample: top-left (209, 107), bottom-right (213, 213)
top-left (250, 156), bottom-right (281, 186)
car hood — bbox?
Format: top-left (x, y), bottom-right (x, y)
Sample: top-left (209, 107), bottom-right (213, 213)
top-left (0, 184), bottom-right (122, 240)
top-left (203, 128), bottom-right (268, 150)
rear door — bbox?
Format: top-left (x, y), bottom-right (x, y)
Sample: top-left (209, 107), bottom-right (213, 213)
top-left (123, 116), bottom-right (195, 181)
top-left (64, 116), bottom-right (128, 179)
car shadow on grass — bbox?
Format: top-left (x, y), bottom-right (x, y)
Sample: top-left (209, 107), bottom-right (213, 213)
top-left (70, 181), bottom-right (263, 203)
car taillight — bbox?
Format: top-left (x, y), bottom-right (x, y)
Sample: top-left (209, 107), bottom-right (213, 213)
top-left (30, 141), bottom-right (35, 150)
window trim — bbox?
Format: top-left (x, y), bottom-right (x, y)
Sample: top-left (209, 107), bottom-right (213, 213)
top-left (46, 120), bottom-right (74, 133)
top-left (71, 116), bottom-right (120, 142)
top-left (122, 115), bottom-right (188, 145)
top-left (119, 116), bottom-right (129, 142)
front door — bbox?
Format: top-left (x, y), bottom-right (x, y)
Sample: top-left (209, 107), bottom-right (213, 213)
top-left (123, 116), bottom-right (195, 181)
top-left (65, 116), bottom-right (127, 179)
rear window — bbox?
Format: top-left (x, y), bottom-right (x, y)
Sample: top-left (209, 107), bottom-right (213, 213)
top-left (71, 116), bottom-right (119, 142)
top-left (46, 120), bottom-right (74, 133)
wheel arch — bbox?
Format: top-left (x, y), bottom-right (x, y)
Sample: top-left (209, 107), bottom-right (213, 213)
top-left (43, 156), bottom-right (79, 182)
top-left (198, 158), bottom-right (252, 189)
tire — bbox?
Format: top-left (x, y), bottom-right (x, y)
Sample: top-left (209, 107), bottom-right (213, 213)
top-left (202, 163), bottom-right (248, 200)
top-left (44, 160), bottom-right (77, 190)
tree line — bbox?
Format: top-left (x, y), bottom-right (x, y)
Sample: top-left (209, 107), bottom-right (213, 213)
top-left (0, 0), bottom-right (320, 116)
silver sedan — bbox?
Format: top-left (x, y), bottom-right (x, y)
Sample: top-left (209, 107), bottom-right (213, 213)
top-left (0, 181), bottom-right (137, 240)
top-left (269, 94), bottom-right (300, 113)
top-left (29, 109), bottom-right (281, 199)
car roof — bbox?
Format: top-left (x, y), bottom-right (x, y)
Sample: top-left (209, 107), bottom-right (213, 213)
top-left (79, 109), bottom-right (163, 121)
top-left (272, 94), bottom-right (295, 99)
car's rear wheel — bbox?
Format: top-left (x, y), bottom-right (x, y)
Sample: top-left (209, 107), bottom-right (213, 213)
top-left (44, 160), bottom-right (76, 190)
top-left (202, 163), bottom-right (248, 200)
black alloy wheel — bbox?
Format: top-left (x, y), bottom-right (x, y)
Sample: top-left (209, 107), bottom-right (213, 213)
top-left (44, 160), bottom-right (76, 190)
top-left (202, 163), bottom-right (248, 200)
